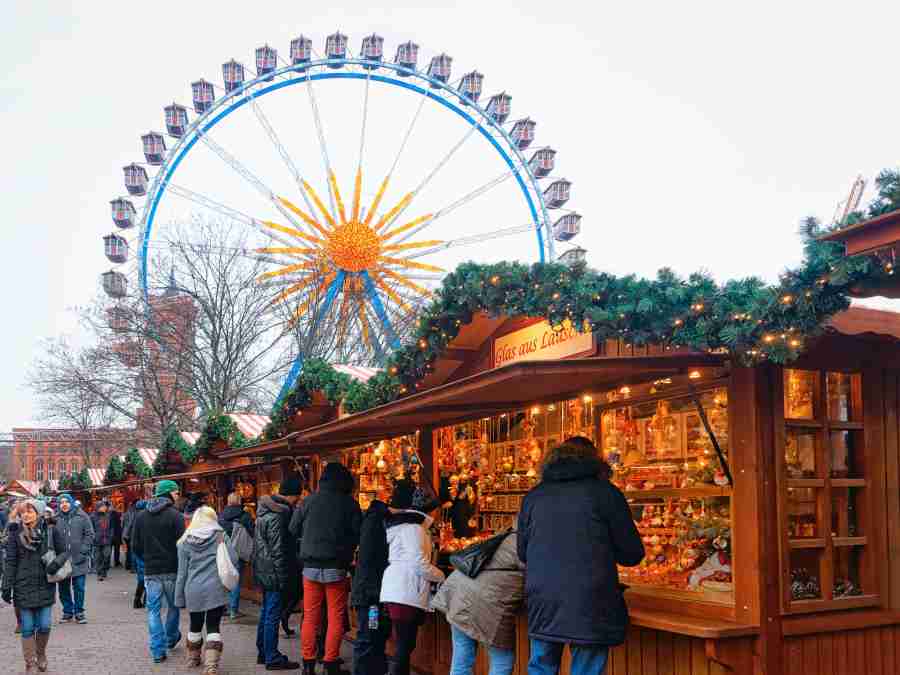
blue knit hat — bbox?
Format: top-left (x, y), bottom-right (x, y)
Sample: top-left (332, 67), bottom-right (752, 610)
top-left (58, 493), bottom-right (74, 507)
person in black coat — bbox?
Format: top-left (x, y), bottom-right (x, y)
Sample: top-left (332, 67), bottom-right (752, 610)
top-left (2, 499), bottom-right (67, 672)
top-left (291, 462), bottom-right (361, 675)
top-left (90, 501), bottom-right (114, 581)
top-left (350, 500), bottom-right (390, 675)
top-left (110, 504), bottom-right (123, 568)
top-left (253, 482), bottom-right (302, 671)
top-left (517, 436), bottom-right (644, 675)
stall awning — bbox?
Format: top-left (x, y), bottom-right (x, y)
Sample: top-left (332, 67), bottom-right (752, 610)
top-left (221, 353), bottom-right (724, 458)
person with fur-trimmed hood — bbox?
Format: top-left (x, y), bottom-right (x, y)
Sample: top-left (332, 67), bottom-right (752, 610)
top-left (517, 436), bottom-right (644, 675)
top-left (254, 477), bottom-right (304, 671)
top-left (2, 498), bottom-right (67, 673)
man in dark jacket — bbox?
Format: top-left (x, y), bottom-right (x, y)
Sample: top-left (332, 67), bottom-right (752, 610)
top-left (219, 492), bottom-right (255, 620)
top-left (292, 462), bottom-right (361, 675)
top-left (90, 501), bottom-right (114, 581)
top-left (132, 479), bottom-right (185, 664)
top-left (517, 436), bottom-right (644, 675)
top-left (254, 479), bottom-right (303, 671)
top-left (55, 493), bottom-right (94, 623)
top-left (122, 501), bottom-right (137, 572)
top-left (350, 500), bottom-right (390, 675)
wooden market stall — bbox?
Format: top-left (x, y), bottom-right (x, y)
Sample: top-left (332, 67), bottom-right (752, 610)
top-left (227, 307), bottom-right (900, 675)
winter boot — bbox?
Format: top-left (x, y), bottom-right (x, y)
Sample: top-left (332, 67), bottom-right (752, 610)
top-left (186, 636), bottom-right (203, 667)
top-left (21, 636), bottom-right (36, 674)
top-left (133, 580), bottom-right (145, 609)
top-left (303, 659), bottom-right (318, 675)
top-left (323, 659), bottom-right (351, 675)
top-left (35, 632), bottom-right (49, 672)
top-left (203, 639), bottom-right (223, 675)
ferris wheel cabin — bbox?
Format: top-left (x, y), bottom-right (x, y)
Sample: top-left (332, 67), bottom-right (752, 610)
top-left (326, 32), bottom-right (348, 67)
top-left (544, 179), bottom-right (572, 209)
top-left (110, 198), bottom-right (136, 229)
top-left (103, 233), bottom-right (129, 264)
top-left (458, 71), bottom-right (484, 104)
top-left (123, 164), bottom-right (148, 196)
top-left (553, 212), bottom-right (582, 241)
top-left (165, 104), bottom-right (188, 138)
top-left (361, 34), bottom-right (384, 68)
top-left (394, 42), bottom-right (419, 74)
top-left (529, 148), bottom-right (556, 178)
top-left (223, 60), bottom-right (245, 92)
top-left (192, 79), bottom-right (215, 113)
top-left (559, 246), bottom-right (587, 266)
top-left (256, 45), bottom-right (278, 80)
top-left (291, 36), bottom-right (312, 67)
top-left (141, 132), bottom-right (167, 166)
top-left (487, 92), bottom-right (512, 124)
top-left (427, 54), bottom-right (452, 87)
top-left (102, 270), bottom-right (128, 299)
top-left (511, 118), bottom-right (536, 150)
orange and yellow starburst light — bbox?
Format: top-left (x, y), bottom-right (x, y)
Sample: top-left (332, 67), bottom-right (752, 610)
top-left (254, 169), bottom-right (445, 329)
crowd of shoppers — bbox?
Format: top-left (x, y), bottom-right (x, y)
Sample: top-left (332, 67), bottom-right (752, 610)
top-left (1, 435), bottom-right (643, 675)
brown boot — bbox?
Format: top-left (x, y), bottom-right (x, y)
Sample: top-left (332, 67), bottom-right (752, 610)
top-left (186, 637), bottom-right (203, 667)
top-left (203, 640), bottom-right (222, 675)
top-left (35, 632), bottom-right (49, 672)
top-left (21, 636), bottom-right (36, 674)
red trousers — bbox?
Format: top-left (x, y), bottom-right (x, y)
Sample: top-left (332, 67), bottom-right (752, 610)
top-left (301, 577), bottom-right (349, 662)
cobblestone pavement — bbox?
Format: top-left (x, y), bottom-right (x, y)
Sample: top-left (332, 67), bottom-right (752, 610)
top-left (0, 568), bottom-right (332, 675)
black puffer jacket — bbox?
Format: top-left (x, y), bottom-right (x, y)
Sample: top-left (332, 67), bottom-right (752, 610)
top-left (350, 500), bottom-right (389, 608)
top-left (292, 463), bottom-right (361, 570)
top-left (219, 504), bottom-right (255, 538)
top-left (131, 496), bottom-right (185, 576)
top-left (253, 495), bottom-right (293, 591)
top-left (517, 456), bottom-right (644, 646)
top-left (2, 522), bottom-right (66, 609)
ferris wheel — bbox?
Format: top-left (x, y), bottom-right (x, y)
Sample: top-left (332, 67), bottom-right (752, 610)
top-left (101, 31), bottom-right (583, 400)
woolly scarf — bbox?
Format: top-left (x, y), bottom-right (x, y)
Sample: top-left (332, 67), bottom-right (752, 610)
top-left (19, 520), bottom-right (43, 552)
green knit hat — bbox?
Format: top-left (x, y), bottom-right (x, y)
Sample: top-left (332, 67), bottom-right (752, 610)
top-left (154, 479), bottom-right (180, 498)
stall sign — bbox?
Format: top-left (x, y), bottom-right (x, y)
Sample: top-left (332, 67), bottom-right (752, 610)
top-left (493, 320), bottom-right (593, 367)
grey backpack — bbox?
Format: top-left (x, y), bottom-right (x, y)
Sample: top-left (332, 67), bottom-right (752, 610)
top-left (230, 522), bottom-right (254, 562)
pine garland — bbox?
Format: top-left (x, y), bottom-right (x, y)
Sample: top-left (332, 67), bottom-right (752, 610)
top-left (195, 414), bottom-right (250, 456)
top-left (104, 456), bottom-right (125, 485)
top-left (123, 447), bottom-right (153, 478)
top-left (153, 425), bottom-right (197, 474)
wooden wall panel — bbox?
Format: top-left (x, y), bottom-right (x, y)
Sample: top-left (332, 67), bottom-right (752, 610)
top-left (780, 625), bottom-right (900, 675)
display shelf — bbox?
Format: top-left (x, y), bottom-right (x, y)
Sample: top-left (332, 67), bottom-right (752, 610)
top-left (786, 478), bottom-right (825, 488)
top-left (831, 478), bottom-right (867, 488)
top-left (785, 419), bottom-right (823, 428)
top-left (788, 538), bottom-right (826, 549)
top-left (832, 536), bottom-right (867, 547)
top-left (623, 485), bottom-right (732, 500)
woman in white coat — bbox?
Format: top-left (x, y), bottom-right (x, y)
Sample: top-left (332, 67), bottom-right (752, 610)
top-left (379, 480), bottom-right (445, 675)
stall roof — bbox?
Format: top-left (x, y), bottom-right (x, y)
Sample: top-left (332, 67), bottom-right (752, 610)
top-left (820, 209), bottom-right (900, 257)
top-left (86, 460), bottom-right (275, 493)
top-left (221, 353), bottom-right (724, 458)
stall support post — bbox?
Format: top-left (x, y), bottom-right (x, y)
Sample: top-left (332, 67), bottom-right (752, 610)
top-left (418, 426), bottom-right (435, 489)
top-left (731, 365), bottom-right (782, 675)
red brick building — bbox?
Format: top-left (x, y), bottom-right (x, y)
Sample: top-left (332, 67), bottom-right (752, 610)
top-left (10, 429), bottom-right (136, 482)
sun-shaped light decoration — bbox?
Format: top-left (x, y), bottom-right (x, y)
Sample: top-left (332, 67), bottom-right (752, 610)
top-left (255, 169), bottom-right (444, 356)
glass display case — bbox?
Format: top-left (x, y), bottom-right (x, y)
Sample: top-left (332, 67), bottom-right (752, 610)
top-left (779, 369), bottom-right (875, 612)
top-left (600, 382), bottom-right (734, 606)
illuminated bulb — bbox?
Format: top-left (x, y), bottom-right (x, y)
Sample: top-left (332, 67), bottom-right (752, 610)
top-left (583, 395), bottom-right (592, 403)
top-left (764, 335), bottom-right (775, 344)
top-left (689, 370), bottom-right (701, 380)
top-left (490, 275), bottom-right (500, 285)
top-left (389, 366), bottom-right (398, 375)
top-left (531, 406), bottom-right (541, 415)
top-left (619, 386), bottom-right (631, 396)
top-left (674, 319), bottom-right (683, 327)
top-left (418, 339), bottom-right (428, 349)
top-left (781, 295), bottom-right (793, 304)
top-left (790, 340), bottom-right (801, 347)
top-left (376, 458), bottom-right (387, 471)
top-left (547, 404), bottom-right (556, 411)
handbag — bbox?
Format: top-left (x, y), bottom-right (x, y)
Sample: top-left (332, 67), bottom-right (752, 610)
top-left (217, 533), bottom-right (240, 591)
top-left (448, 529), bottom-right (514, 579)
top-left (230, 522), bottom-right (254, 562)
top-left (42, 526), bottom-right (72, 583)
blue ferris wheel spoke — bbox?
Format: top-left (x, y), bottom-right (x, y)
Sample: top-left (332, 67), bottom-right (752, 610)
top-left (273, 270), bottom-right (346, 407)
top-left (361, 271), bottom-right (400, 350)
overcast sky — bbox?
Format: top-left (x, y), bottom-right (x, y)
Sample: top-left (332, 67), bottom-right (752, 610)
top-left (2, 1), bottom-right (898, 434)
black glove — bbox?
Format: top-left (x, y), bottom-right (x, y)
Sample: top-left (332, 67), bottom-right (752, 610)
top-left (2, 589), bottom-right (11, 604)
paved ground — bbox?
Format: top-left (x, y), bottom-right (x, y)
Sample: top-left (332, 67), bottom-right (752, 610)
top-left (0, 568), bottom-right (344, 675)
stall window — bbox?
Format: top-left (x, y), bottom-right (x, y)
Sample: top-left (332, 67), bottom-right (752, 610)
top-left (779, 369), bottom-right (875, 612)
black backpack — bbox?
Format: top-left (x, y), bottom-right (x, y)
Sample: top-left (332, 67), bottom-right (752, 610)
top-left (448, 529), bottom-right (515, 578)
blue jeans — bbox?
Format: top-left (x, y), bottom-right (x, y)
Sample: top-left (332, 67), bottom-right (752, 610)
top-left (58, 574), bottom-right (87, 618)
top-left (256, 590), bottom-right (284, 665)
top-left (134, 556), bottom-right (145, 586)
top-left (451, 624), bottom-right (515, 675)
top-left (228, 560), bottom-right (244, 614)
top-left (145, 576), bottom-right (181, 659)
top-left (20, 606), bottom-right (53, 638)
top-left (528, 638), bottom-right (608, 675)
top-left (354, 605), bottom-right (391, 675)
